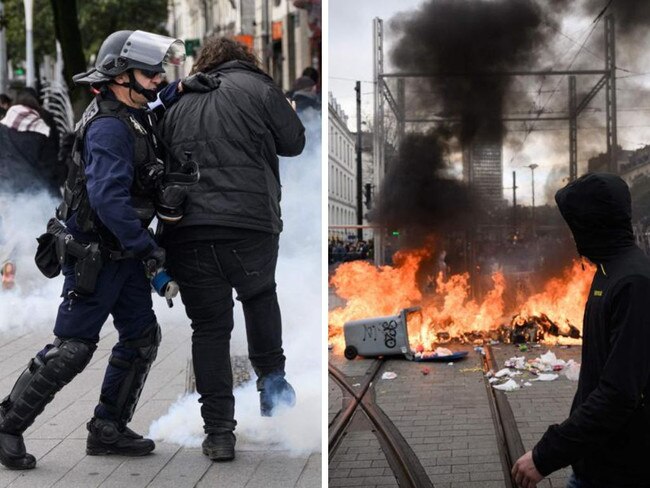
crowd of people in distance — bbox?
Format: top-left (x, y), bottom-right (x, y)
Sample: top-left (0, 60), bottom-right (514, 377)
top-left (328, 238), bottom-right (373, 264)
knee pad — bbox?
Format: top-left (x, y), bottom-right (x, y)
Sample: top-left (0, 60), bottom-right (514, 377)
top-left (100, 323), bottom-right (161, 426)
top-left (0, 339), bottom-right (96, 434)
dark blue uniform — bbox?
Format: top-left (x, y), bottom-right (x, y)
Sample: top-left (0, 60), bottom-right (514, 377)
top-left (52, 84), bottom-right (180, 421)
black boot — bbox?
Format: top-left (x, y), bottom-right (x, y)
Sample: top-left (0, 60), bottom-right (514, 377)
top-left (86, 417), bottom-right (155, 456)
top-left (259, 373), bottom-right (296, 417)
top-left (0, 431), bottom-right (35, 470)
top-left (202, 431), bottom-right (235, 462)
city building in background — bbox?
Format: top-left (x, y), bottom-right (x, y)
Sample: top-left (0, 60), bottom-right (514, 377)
top-left (167, 0), bottom-right (321, 91)
top-left (328, 93), bottom-right (357, 240)
top-left (463, 136), bottom-right (504, 209)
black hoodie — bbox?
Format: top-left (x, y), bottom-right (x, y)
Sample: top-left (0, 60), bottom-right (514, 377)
top-left (533, 173), bottom-right (650, 486)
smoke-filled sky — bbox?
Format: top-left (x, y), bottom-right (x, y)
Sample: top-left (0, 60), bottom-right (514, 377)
top-left (329, 0), bottom-right (650, 205)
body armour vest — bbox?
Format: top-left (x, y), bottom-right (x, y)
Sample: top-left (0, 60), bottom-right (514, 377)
top-left (57, 94), bottom-right (161, 247)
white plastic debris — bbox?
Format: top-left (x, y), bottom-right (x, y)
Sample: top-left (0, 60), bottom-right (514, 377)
top-left (381, 372), bottom-right (397, 380)
top-left (493, 379), bottom-right (520, 391)
top-left (563, 360), bottom-right (581, 381)
top-left (447, 362), bottom-right (454, 366)
top-left (540, 350), bottom-right (557, 365)
top-left (504, 356), bottom-right (526, 369)
top-left (534, 373), bottom-right (559, 382)
top-left (495, 368), bottom-right (511, 378)
top-left (495, 368), bottom-right (521, 378)
top-left (488, 377), bottom-right (500, 384)
top-left (435, 347), bottom-right (453, 356)
top-left (524, 382), bottom-right (533, 387)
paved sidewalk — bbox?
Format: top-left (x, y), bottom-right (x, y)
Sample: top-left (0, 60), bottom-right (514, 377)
top-left (0, 323), bottom-right (321, 488)
top-left (329, 344), bottom-right (581, 488)
top-left (492, 344), bottom-right (580, 488)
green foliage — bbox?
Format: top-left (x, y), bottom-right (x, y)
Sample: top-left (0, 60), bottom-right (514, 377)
top-left (78, 0), bottom-right (169, 61)
top-left (5, 0), bottom-right (56, 65)
top-left (5, 0), bottom-right (168, 67)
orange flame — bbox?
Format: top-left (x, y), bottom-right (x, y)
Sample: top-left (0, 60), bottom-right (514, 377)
top-left (328, 246), bottom-right (594, 353)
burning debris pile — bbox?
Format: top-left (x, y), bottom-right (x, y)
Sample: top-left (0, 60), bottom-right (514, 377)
top-left (509, 313), bottom-right (581, 344)
top-left (328, 245), bottom-right (593, 356)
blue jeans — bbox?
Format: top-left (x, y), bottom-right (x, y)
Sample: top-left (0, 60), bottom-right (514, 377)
top-left (167, 233), bottom-right (285, 433)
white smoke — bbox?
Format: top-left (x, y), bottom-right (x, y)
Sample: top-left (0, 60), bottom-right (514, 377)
top-left (0, 191), bottom-right (63, 331)
top-left (148, 108), bottom-right (322, 455)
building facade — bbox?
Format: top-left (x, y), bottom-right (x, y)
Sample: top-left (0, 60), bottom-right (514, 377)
top-left (462, 137), bottom-right (503, 209)
top-left (328, 93), bottom-right (357, 239)
top-left (167, 0), bottom-right (321, 92)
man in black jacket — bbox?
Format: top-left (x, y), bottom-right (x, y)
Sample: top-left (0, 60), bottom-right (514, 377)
top-left (512, 173), bottom-right (650, 488)
top-left (161, 37), bottom-right (305, 462)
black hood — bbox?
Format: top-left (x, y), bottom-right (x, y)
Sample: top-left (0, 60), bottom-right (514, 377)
top-left (555, 173), bottom-right (636, 262)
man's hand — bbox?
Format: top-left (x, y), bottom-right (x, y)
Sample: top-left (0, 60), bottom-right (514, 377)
top-left (512, 451), bottom-right (544, 488)
top-left (144, 247), bottom-right (166, 276)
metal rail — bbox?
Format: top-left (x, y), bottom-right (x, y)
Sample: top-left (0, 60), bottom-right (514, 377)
top-left (328, 361), bottom-right (434, 488)
top-left (481, 345), bottom-right (526, 488)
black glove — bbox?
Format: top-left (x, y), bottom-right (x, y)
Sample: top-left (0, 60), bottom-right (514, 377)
top-left (144, 247), bottom-right (166, 276)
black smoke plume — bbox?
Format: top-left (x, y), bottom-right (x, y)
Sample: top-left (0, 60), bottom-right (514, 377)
top-left (390, 0), bottom-right (549, 145)
top-left (375, 127), bottom-right (479, 246)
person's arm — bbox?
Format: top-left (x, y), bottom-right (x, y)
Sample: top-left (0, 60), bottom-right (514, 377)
top-left (148, 80), bottom-right (183, 110)
top-left (532, 275), bottom-right (650, 475)
top-left (262, 84), bottom-right (305, 157)
top-left (83, 118), bottom-right (157, 258)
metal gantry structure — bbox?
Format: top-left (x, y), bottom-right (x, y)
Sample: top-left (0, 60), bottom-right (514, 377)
top-left (373, 15), bottom-right (620, 182)
top-left (372, 15), bottom-right (619, 263)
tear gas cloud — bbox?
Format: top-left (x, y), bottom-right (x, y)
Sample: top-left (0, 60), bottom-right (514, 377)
top-left (0, 110), bottom-right (322, 455)
top-left (0, 191), bottom-right (63, 331)
top-left (149, 109), bottom-right (322, 455)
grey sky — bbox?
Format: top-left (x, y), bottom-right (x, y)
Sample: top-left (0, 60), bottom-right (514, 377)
top-left (328, 0), bottom-right (650, 206)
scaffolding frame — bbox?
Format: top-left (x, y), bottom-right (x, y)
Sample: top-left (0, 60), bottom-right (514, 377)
top-left (372, 15), bottom-right (619, 264)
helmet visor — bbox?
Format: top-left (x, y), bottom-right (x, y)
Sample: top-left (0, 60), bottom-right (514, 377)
top-left (123, 31), bottom-right (186, 69)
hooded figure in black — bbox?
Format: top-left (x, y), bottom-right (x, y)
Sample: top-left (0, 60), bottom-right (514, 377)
top-left (512, 173), bottom-right (650, 488)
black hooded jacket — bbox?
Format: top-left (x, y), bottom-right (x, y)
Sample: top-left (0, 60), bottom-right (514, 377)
top-left (160, 60), bottom-right (305, 237)
top-left (533, 173), bottom-right (650, 486)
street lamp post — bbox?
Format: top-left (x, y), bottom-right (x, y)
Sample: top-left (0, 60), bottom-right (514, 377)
top-left (528, 163), bottom-right (538, 239)
top-left (0, 0), bottom-right (7, 93)
top-left (24, 0), bottom-right (35, 88)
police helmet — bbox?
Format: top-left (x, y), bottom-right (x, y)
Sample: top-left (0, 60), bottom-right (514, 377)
top-left (73, 30), bottom-right (185, 86)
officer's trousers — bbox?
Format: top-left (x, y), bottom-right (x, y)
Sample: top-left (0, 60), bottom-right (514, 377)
top-left (52, 258), bottom-right (156, 421)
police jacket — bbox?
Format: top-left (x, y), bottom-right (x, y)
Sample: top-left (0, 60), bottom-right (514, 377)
top-left (64, 91), bottom-right (160, 257)
top-left (160, 60), bottom-right (305, 235)
top-left (533, 173), bottom-right (650, 487)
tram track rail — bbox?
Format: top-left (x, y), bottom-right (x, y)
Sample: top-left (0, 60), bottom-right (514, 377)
top-left (481, 344), bottom-right (526, 488)
top-left (328, 360), bottom-right (434, 488)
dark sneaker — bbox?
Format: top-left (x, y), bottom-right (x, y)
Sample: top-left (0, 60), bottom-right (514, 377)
top-left (0, 432), bottom-right (35, 470)
top-left (259, 374), bottom-right (296, 417)
top-left (202, 432), bottom-right (235, 462)
top-left (86, 417), bottom-right (155, 456)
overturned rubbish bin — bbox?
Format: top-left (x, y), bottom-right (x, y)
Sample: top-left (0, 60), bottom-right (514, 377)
top-left (343, 307), bottom-right (420, 360)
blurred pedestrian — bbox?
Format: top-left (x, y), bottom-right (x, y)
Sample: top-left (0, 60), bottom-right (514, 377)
top-left (0, 94), bottom-right (11, 118)
top-left (0, 90), bottom-right (58, 195)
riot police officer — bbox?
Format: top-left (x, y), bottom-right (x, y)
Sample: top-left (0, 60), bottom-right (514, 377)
top-left (0, 30), bottom-right (185, 470)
